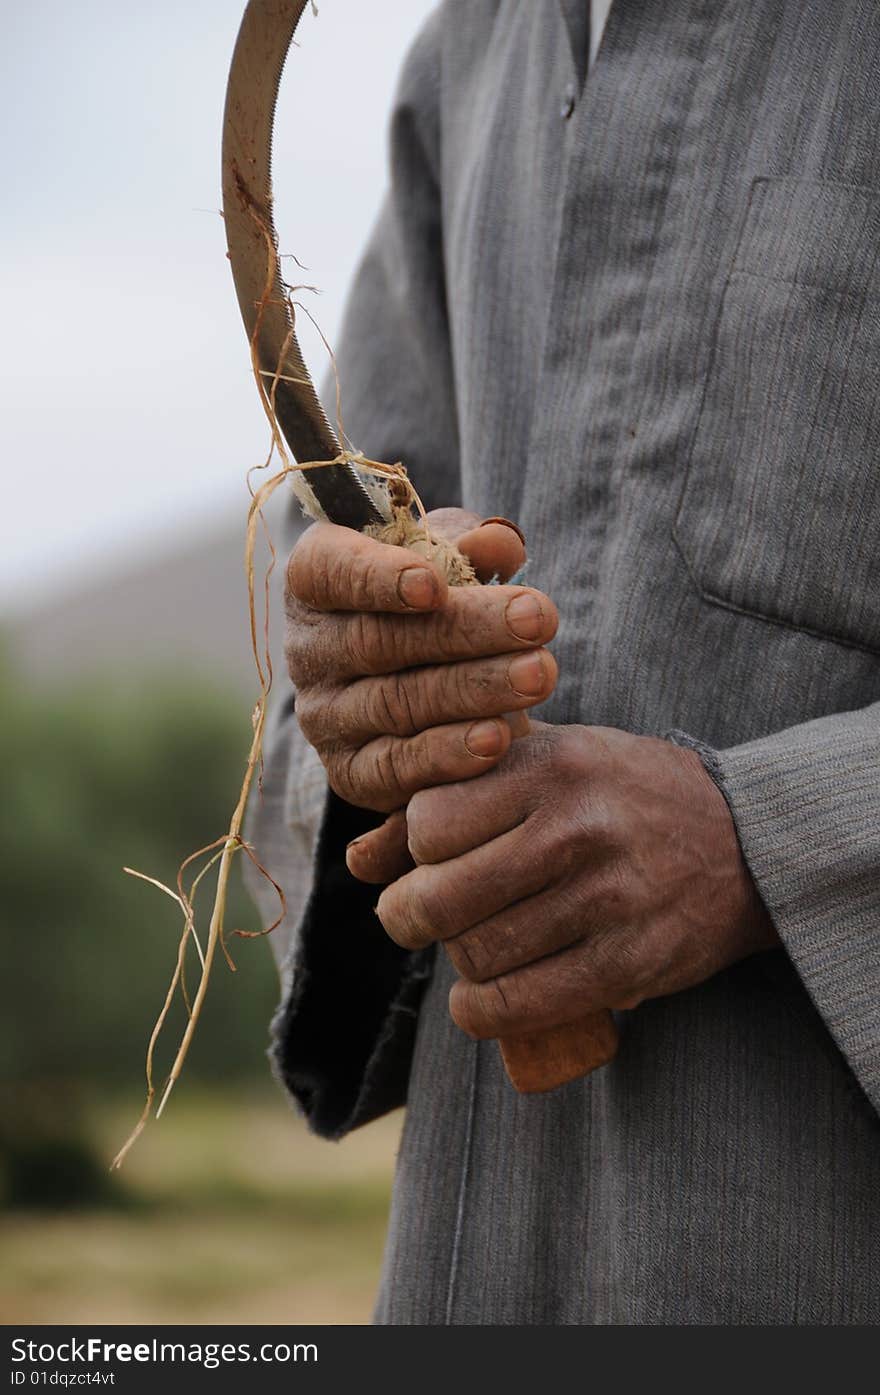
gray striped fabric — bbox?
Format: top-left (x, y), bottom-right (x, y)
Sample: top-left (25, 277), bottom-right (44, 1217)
top-left (247, 0), bottom-right (880, 1323)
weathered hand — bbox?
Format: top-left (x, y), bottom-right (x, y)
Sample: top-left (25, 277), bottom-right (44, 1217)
top-left (285, 509), bottom-right (559, 814)
top-left (370, 723), bottom-right (778, 1037)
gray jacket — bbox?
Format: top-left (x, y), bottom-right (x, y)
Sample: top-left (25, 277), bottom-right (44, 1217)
top-left (248, 0), bottom-right (880, 1323)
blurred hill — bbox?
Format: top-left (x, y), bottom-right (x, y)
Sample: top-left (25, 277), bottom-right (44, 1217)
top-left (4, 500), bottom-right (301, 693)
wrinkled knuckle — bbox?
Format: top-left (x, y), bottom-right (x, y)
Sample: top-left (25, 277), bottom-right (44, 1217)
top-left (351, 737), bottom-right (412, 809)
top-left (551, 725), bottom-right (590, 778)
top-left (536, 812), bottom-right (591, 881)
top-left (298, 685), bottom-right (351, 750)
top-left (377, 733), bottom-right (433, 800)
top-left (415, 727), bottom-right (451, 787)
top-left (361, 680), bottom-right (391, 737)
top-left (318, 683), bottom-right (355, 746)
top-left (345, 611), bottom-right (376, 674)
top-left (409, 877), bottom-right (454, 941)
top-left (594, 929), bottom-right (645, 1008)
top-left (314, 540), bottom-right (354, 610)
top-left (285, 606), bottom-right (334, 688)
top-left (472, 978), bottom-right (516, 1037)
top-left (444, 938), bottom-right (474, 980)
top-left (292, 688), bottom-right (322, 743)
top-left (304, 542), bottom-right (338, 609)
top-left (590, 857), bottom-right (631, 920)
top-left (283, 629), bottom-right (304, 687)
top-left (325, 745), bottom-right (358, 804)
top-left (377, 881), bottom-right (434, 950)
top-left (540, 823), bottom-right (581, 881)
top-left (446, 925), bottom-right (493, 982)
top-left (430, 608), bottom-right (467, 663)
top-left (453, 977), bottom-right (516, 1038)
top-left (377, 671), bottom-right (419, 737)
top-left (566, 790), bottom-right (617, 857)
top-left (450, 661), bottom-right (485, 716)
top-left (585, 796), bottom-right (619, 850)
top-left (350, 611), bottom-right (398, 676)
top-left (407, 668), bottom-right (438, 727)
top-left (349, 556), bottom-right (383, 612)
top-left (286, 648), bottom-right (317, 694)
top-left (285, 544), bottom-right (310, 606)
top-left (369, 738), bottom-right (408, 802)
top-left (375, 885), bottom-right (410, 947)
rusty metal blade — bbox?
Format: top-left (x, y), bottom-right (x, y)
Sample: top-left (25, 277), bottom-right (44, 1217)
top-left (222, 0), bottom-right (384, 529)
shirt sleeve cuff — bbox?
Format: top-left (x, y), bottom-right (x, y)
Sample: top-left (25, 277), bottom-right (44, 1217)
top-left (669, 706), bottom-right (880, 1115)
top-left (268, 787), bottom-right (434, 1139)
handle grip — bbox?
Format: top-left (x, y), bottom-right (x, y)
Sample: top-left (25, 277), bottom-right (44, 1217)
top-left (498, 1010), bottom-right (619, 1093)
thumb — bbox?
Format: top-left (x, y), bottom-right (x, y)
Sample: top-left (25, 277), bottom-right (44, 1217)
top-left (425, 508), bottom-right (527, 583)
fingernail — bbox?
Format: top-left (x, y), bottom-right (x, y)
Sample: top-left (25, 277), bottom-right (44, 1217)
top-left (346, 836), bottom-right (364, 850)
top-left (398, 567), bottom-right (437, 609)
top-left (505, 593), bottom-right (543, 640)
top-left (466, 719), bottom-right (504, 757)
top-left (507, 651), bottom-right (546, 696)
top-left (480, 516), bottom-right (526, 545)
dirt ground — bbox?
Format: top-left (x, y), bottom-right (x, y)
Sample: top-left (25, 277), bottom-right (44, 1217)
top-left (1, 1091), bottom-right (402, 1325)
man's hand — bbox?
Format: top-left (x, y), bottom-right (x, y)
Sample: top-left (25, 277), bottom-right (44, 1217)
top-left (367, 723), bottom-right (778, 1037)
top-left (285, 509), bottom-right (559, 816)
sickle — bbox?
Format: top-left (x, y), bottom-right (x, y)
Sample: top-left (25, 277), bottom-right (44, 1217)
top-left (221, 0), bottom-right (384, 530)
top-left (221, 0), bottom-right (619, 1094)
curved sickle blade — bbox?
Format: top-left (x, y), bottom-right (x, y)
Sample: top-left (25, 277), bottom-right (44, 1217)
top-left (222, 0), bottom-right (384, 529)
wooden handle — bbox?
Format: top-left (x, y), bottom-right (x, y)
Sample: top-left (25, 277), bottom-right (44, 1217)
top-left (499, 1010), bottom-right (619, 1093)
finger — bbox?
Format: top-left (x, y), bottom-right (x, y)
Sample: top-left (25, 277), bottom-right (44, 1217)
top-left (456, 520), bottom-right (527, 584)
top-left (296, 585), bottom-right (559, 684)
top-left (330, 716), bottom-right (514, 813)
top-left (308, 648), bottom-right (557, 746)
top-left (346, 810), bottom-right (413, 884)
top-left (287, 523), bottom-right (448, 614)
top-left (376, 820), bottom-right (551, 949)
top-left (405, 729), bottom-right (556, 864)
top-left (443, 883), bottom-right (603, 982)
top-left (406, 776), bottom-right (525, 866)
top-left (448, 937), bottom-right (624, 1039)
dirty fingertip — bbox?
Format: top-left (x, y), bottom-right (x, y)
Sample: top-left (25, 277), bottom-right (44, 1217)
top-left (457, 521), bottom-right (527, 583)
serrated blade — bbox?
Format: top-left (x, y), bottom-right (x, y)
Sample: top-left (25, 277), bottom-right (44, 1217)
top-left (221, 0), bottom-right (385, 530)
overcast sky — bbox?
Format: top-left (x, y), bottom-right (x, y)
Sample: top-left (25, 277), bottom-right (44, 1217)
top-left (0, 0), bottom-right (437, 609)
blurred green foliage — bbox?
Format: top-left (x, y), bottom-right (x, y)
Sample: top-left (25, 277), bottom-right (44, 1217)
top-left (0, 656), bottom-right (281, 1201)
top-left (0, 655), bottom-right (396, 1323)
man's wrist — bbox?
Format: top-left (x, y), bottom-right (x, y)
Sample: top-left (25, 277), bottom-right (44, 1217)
top-left (666, 728), bottom-right (779, 955)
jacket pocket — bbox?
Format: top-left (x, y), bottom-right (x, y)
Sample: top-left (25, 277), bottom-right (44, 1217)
top-left (673, 176), bottom-right (880, 653)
